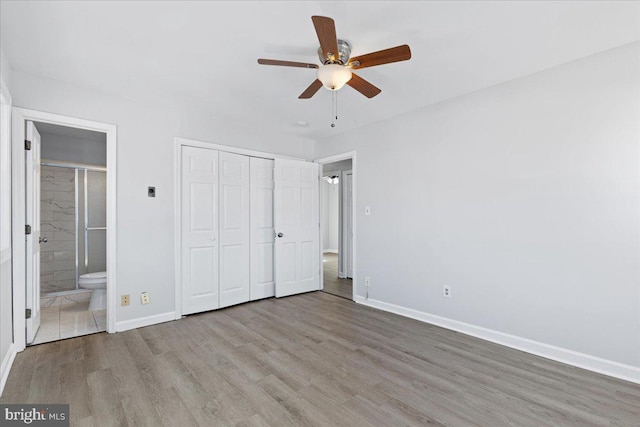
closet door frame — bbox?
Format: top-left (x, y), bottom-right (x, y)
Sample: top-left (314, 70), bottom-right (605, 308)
top-left (174, 137), bottom-right (305, 318)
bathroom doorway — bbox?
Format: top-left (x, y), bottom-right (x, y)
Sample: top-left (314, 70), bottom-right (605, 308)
top-left (30, 122), bottom-right (108, 344)
top-left (11, 107), bottom-right (117, 352)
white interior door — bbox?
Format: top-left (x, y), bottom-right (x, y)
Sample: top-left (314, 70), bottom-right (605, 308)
top-left (250, 157), bottom-right (275, 300)
top-left (25, 121), bottom-right (41, 344)
top-left (274, 159), bottom-right (319, 297)
top-left (181, 146), bottom-right (219, 315)
top-left (343, 170), bottom-right (353, 278)
top-left (219, 152), bottom-right (250, 308)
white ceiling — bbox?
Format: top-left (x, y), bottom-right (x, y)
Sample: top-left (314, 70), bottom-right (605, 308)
top-left (2, 1), bottom-right (638, 141)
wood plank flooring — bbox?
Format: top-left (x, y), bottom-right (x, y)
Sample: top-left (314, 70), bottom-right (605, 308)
top-left (322, 252), bottom-right (353, 300)
top-left (2, 292), bottom-right (639, 426)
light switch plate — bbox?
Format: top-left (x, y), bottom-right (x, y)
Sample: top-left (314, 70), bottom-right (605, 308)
top-left (364, 206), bottom-right (371, 215)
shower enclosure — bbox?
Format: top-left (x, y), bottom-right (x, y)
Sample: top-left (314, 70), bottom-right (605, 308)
top-left (40, 160), bottom-right (106, 295)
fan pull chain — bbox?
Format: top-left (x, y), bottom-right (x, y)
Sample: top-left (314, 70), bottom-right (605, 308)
top-left (331, 91), bottom-right (338, 128)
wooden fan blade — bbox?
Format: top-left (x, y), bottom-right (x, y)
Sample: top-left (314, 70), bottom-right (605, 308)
top-left (347, 73), bottom-right (381, 98)
top-left (258, 59), bottom-right (318, 69)
top-left (312, 16), bottom-right (339, 62)
top-left (299, 79), bottom-right (324, 99)
top-left (348, 45), bottom-right (411, 69)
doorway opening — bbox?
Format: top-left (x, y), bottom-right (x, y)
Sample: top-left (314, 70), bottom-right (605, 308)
top-left (12, 108), bottom-right (117, 351)
top-left (317, 155), bottom-right (355, 300)
top-left (29, 122), bottom-right (108, 344)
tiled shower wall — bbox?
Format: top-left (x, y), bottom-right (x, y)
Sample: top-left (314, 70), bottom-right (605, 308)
top-left (40, 166), bottom-right (76, 294)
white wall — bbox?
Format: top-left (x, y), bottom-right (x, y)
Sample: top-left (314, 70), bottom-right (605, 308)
top-left (322, 179), bottom-right (339, 252)
top-left (9, 71), bottom-right (314, 326)
top-left (40, 131), bottom-right (106, 165)
top-left (0, 47), bottom-right (12, 91)
top-left (322, 159), bottom-right (352, 175)
top-left (322, 159), bottom-right (353, 253)
top-left (314, 42), bottom-right (640, 369)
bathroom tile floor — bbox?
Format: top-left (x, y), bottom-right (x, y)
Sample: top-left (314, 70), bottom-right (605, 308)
top-left (31, 301), bottom-right (106, 345)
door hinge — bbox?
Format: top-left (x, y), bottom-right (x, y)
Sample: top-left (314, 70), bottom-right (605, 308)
top-left (26, 308), bottom-right (32, 319)
top-left (25, 140), bottom-right (31, 150)
top-left (25, 224), bottom-right (32, 235)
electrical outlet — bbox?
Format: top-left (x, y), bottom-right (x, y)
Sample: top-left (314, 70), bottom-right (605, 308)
top-left (141, 292), bottom-right (150, 305)
top-left (364, 276), bottom-right (371, 287)
top-left (443, 285), bottom-right (451, 298)
top-left (121, 295), bottom-right (130, 306)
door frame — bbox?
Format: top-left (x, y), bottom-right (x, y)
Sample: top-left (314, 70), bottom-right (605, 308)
top-left (173, 137), bottom-right (303, 317)
top-left (314, 152), bottom-right (357, 301)
top-left (11, 108), bottom-right (117, 351)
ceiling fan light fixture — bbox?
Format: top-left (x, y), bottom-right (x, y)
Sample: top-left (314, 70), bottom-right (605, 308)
top-left (317, 64), bottom-right (352, 91)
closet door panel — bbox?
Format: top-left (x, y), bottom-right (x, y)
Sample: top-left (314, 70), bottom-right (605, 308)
top-left (274, 159), bottom-right (320, 297)
top-left (181, 146), bottom-right (219, 315)
top-left (219, 152), bottom-right (250, 308)
top-left (250, 158), bottom-right (275, 300)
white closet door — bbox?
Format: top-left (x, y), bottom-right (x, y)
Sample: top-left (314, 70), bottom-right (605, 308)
top-left (26, 121), bottom-right (41, 343)
top-left (219, 152), bottom-right (250, 308)
top-left (274, 159), bottom-right (319, 297)
top-left (181, 146), bottom-right (219, 315)
top-left (250, 157), bottom-right (275, 300)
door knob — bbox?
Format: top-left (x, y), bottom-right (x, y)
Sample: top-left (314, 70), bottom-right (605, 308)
top-left (277, 232), bottom-right (284, 238)
top-left (39, 237), bottom-right (48, 244)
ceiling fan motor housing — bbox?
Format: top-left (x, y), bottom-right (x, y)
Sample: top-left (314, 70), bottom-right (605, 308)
top-left (318, 39), bottom-right (352, 64)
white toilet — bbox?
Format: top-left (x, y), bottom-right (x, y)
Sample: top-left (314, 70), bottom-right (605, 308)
top-left (78, 271), bottom-right (107, 311)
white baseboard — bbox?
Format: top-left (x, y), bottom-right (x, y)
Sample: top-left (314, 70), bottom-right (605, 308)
top-left (354, 296), bottom-right (640, 384)
top-left (0, 343), bottom-right (17, 397)
top-left (323, 249), bottom-right (338, 254)
top-left (115, 311), bottom-right (176, 332)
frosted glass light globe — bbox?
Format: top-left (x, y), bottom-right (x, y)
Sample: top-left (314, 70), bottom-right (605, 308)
top-left (317, 64), bottom-right (353, 91)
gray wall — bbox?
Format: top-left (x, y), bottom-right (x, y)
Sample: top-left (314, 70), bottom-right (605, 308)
top-left (40, 132), bottom-right (106, 166)
top-left (314, 43), bottom-right (640, 368)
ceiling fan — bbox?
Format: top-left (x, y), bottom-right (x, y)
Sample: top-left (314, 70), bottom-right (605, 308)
top-left (257, 16), bottom-right (411, 99)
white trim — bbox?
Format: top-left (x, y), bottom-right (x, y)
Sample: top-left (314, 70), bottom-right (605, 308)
top-left (314, 152), bottom-right (357, 301)
top-left (175, 137), bottom-right (304, 161)
top-left (173, 140), bottom-right (183, 319)
top-left (354, 296), bottom-right (640, 384)
top-left (11, 108), bottom-right (117, 353)
top-left (115, 312), bottom-right (176, 332)
top-left (0, 342), bottom-right (17, 397)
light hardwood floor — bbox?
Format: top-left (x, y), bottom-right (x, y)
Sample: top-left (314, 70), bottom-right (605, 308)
top-left (322, 252), bottom-right (352, 300)
top-left (2, 292), bottom-right (639, 426)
